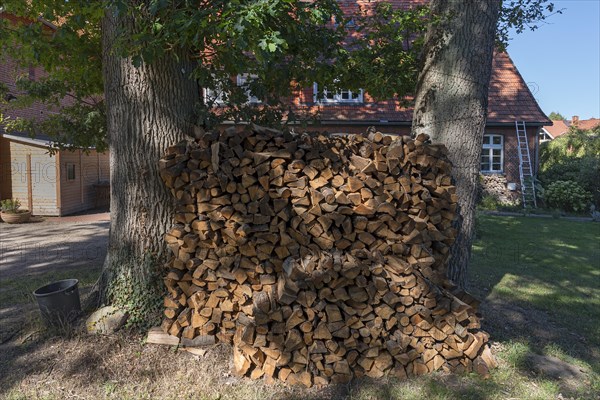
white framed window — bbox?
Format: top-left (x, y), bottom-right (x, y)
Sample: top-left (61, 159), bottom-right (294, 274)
top-left (203, 74), bottom-right (262, 105)
top-left (237, 74), bottom-right (261, 104)
top-left (313, 83), bottom-right (363, 104)
top-left (480, 134), bottom-right (503, 173)
top-left (203, 74), bottom-right (226, 106)
top-left (204, 86), bottom-right (225, 105)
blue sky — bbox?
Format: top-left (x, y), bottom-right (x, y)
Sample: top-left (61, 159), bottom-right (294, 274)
top-left (506, 0), bottom-right (600, 120)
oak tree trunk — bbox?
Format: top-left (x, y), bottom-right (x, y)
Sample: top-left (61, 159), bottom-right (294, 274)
top-left (411, 0), bottom-right (500, 288)
top-left (89, 7), bottom-right (199, 323)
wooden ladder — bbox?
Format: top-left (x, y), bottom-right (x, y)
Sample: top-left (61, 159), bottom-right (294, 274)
top-left (515, 121), bottom-right (537, 208)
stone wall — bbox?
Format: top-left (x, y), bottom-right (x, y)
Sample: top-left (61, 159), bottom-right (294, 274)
top-left (479, 174), bottom-right (521, 205)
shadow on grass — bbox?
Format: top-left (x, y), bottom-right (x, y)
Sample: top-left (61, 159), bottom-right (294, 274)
top-left (0, 280), bottom-right (99, 396)
top-left (470, 214), bottom-right (600, 394)
top-left (0, 319), bottom-right (75, 393)
top-left (280, 374), bottom-right (504, 400)
top-left (2, 214), bottom-right (598, 399)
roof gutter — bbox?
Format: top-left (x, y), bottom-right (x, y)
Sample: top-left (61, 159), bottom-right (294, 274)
top-left (222, 120), bottom-right (549, 128)
top-left (293, 120), bottom-right (549, 127)
top-left (313, 120), bottom-right (413, 126)
top-left (1, 133), bottom-right (55, 148)
top-left (1, 133), bottom-right (98, 151)
top-left (485, 122), bottom-right (548, 127)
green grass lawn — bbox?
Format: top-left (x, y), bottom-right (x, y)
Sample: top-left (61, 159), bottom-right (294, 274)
top-left (471, 214), bottom-right (600, 349)
top-left (469, 214), bottom-right (600, 398)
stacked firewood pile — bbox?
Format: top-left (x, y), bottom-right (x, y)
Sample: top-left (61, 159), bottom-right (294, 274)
top-left (158, 125), bottom-right (496, 387)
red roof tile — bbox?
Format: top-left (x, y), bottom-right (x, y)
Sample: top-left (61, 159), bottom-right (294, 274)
top-left (544, 120), bottom-right (569, 138)
top-left (545, 118), bottom-right (600, 138)
top-left (292, 51), bottom-right (551, 125)
top-left (486, 51), bottom-right (550, 125)
top-left (573, 118), bottom-right (600, 131)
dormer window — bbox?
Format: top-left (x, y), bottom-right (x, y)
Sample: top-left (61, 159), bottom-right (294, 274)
top-left (313, 83), bottom-right (363, 104)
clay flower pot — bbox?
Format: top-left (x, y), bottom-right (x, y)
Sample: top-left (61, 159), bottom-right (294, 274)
top-left (1, 211), bottom-right (31, 224)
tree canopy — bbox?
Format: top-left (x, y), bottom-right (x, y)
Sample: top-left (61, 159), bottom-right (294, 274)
top-left (1, 0), bottom-right (561, 150)
top-left (548, 111), bottom-right (565, 120)
top-left (539, 125), bottom-right (600, 208)
top-left (0, 3), bottom-right (104, 150)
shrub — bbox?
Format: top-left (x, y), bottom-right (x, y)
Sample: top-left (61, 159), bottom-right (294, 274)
top-left (539, 126), bottom-right (600, 207)
top-left (540, 157), bottom-right (599, 201)
top-left (478, 194), bottom-right (500, 211)
top-left (544, 180), bottom-right (593, 213)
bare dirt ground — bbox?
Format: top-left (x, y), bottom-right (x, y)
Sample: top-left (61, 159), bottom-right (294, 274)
top-left (0, 215), bottom-right (595, 400)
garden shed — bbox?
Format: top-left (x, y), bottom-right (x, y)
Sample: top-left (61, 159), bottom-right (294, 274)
top-left (0, 131), bottom-right (109, 216)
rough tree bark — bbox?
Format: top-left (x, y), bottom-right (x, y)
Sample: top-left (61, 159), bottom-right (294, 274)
top-left (89, 7), bottom-right (199, 319)
top-left (411, 0), bottom-right (501, 288)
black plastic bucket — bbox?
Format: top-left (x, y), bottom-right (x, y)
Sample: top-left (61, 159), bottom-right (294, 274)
top-left (33, 279), bottom-right (81, 326)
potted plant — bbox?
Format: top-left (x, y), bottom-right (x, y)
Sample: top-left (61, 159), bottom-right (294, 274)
top-left (0, 199), bottom-right (31, 224)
